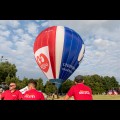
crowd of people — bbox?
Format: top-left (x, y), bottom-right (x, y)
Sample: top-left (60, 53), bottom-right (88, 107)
top-left (0, 75), bottom-right (93, 100)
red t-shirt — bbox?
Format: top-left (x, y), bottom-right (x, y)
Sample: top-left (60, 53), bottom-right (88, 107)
top-left (22, 89), bottom-right (45, 100)
top-left (67, 83), bottom-right (93, 100)
top-left (1, 90), bottom-right (23, 100)
top-left (0, 94), bottom-right (2, 100)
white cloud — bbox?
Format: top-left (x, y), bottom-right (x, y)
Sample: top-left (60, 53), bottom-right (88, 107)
top-left (12, 35), bottom-right (20, 42)
top-left (0, 24), bottom-right (7, 30)
top-left (95, 51), bottom-right (105, 57)
top-left (81, 20), bottom-right (107, 24)
top-left (21, 34), bottom-right (33, 43)
top-left (0, 20), bottom-right (45, 81)
top-left (0, 20), bottom-right (120, 83)
top-left (41, 21), bottom-right (49, 27)
top-left (0, 37), bottom-right (13, 53)
top-left (0, 30), bottom-right (10, 37)
top-left (14, 41), bottom-right (32, 53)
top-left (0, 36), bottom-right (6, 41)
top-left (35, 20), bottom-right (40, 22)
top-left (0, 20), bottom-right (20, 28)
top-left (14, 29), bottom-right (24, 36)
top-left (26, 22), bottom-right (39, 36)
top-left (12, 28), bottom-right (33, 45)
top-left (10, 20), bottom-right (20, 28)
top-left (48, 20), bottom-right (108, 31)
top-left (93, 38), bottom-right (116, 49)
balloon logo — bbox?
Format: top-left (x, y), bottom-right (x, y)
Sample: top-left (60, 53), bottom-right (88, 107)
top-left (36, 53), bottom-right (49, 73)
top-left (33, 26), bottom-right (85, 89)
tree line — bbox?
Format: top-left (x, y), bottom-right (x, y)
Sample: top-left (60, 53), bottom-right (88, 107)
top-left (0, 61), bottom-right (120, 95)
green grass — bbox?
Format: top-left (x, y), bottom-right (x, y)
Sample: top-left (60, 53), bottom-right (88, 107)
top-left (53, 95), bottom-right (120, 100)
top-left (93, 95), bottom-right (120, 100)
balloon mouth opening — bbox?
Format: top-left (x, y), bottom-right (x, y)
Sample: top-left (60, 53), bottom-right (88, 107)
top-left (49, 79), bottom-right (63, 89)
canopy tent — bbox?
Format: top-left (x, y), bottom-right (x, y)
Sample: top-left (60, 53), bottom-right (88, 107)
top-left (107, 90), bottom-right (118, 95)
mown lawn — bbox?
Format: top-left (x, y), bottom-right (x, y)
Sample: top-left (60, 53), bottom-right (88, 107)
top-left (53, 95), bottom-right (120, 100)
top-left (93, 95), bottom-right (120, 100)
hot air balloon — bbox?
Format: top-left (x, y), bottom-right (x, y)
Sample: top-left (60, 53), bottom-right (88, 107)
top-left (33, 26), bottom-right (85, 89)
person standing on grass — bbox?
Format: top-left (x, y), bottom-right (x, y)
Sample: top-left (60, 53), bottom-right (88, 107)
top-left (64, 75), bottom-right (93, 100)
top-left (22, 79), bottom-right (45, 100)
top-left (1, 82), bottom-right (23, 100)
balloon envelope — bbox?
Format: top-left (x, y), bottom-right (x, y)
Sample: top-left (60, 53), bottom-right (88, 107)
top-left (33, 26), bottom-right (85, 88)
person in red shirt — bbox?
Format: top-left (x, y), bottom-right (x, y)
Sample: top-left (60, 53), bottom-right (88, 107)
top-left (22, 79), bottom-right (45, 100)
top-left (0, 88), bottom-right (4, 100)
top-left (64, 75), bottom-right (93, 100)
top-left (1, 82), bottom-right (23, 100)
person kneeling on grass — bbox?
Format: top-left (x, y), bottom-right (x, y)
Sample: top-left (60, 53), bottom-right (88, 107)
top-left (64, 75), bottom-right (93, 100)
top-left (22, 79), bottom-right (45, 100)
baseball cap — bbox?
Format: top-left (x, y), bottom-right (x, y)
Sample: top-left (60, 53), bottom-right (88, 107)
top-left (74, 75), bottom-right (84, 83)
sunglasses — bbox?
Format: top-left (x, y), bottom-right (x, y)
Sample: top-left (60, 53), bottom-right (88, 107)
top-left (9, 85), bottom-right (15, 87)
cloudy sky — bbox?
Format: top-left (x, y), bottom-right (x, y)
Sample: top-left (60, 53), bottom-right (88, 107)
top-left (0, 20), bottom-right (120, 84)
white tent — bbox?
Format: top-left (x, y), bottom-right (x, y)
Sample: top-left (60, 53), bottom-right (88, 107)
top-left (107, 90), bottom-right (118, 95)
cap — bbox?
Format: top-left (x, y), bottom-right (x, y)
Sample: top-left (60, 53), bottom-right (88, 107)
top-left (74, 75), bottom-right (84, 83)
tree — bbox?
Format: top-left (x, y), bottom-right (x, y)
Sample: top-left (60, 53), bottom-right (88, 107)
top-left (5, 76), bottom-right (19, 85)
top-left (21, 77), bottom-right (29, 88)
top-left (0, 61), bottom-right (17, 83)
top-left (90, 75), bottom-right (105, 94)
top-left (83, 75), bottom-right (119, 94)
top-left (16, 80), bottom-right (23, 90)
top-left (60, 79), bottom-right (74, 94)
top-left (110, 76), bottom-right (119, 89)
top-left (36, 78), bottom-right (44, 91)
top-left (5, 75), bottom-right (11, 85)
top-left (44, 81), bottom-right (57, 95)
top-left (83, 75), bottom-right (92, 87)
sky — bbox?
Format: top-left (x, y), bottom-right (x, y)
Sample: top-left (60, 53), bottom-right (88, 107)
top-left (0, 20), bottom-right (120, 84)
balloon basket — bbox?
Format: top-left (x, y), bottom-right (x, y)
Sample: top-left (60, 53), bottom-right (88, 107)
top-left (49, 79), bottom-right (63, 99)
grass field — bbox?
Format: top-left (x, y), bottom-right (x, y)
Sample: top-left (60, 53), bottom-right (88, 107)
top-left (93, 95), bottom-right (120, 100)
top-left (51, 95), bottom-right (120, 100)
